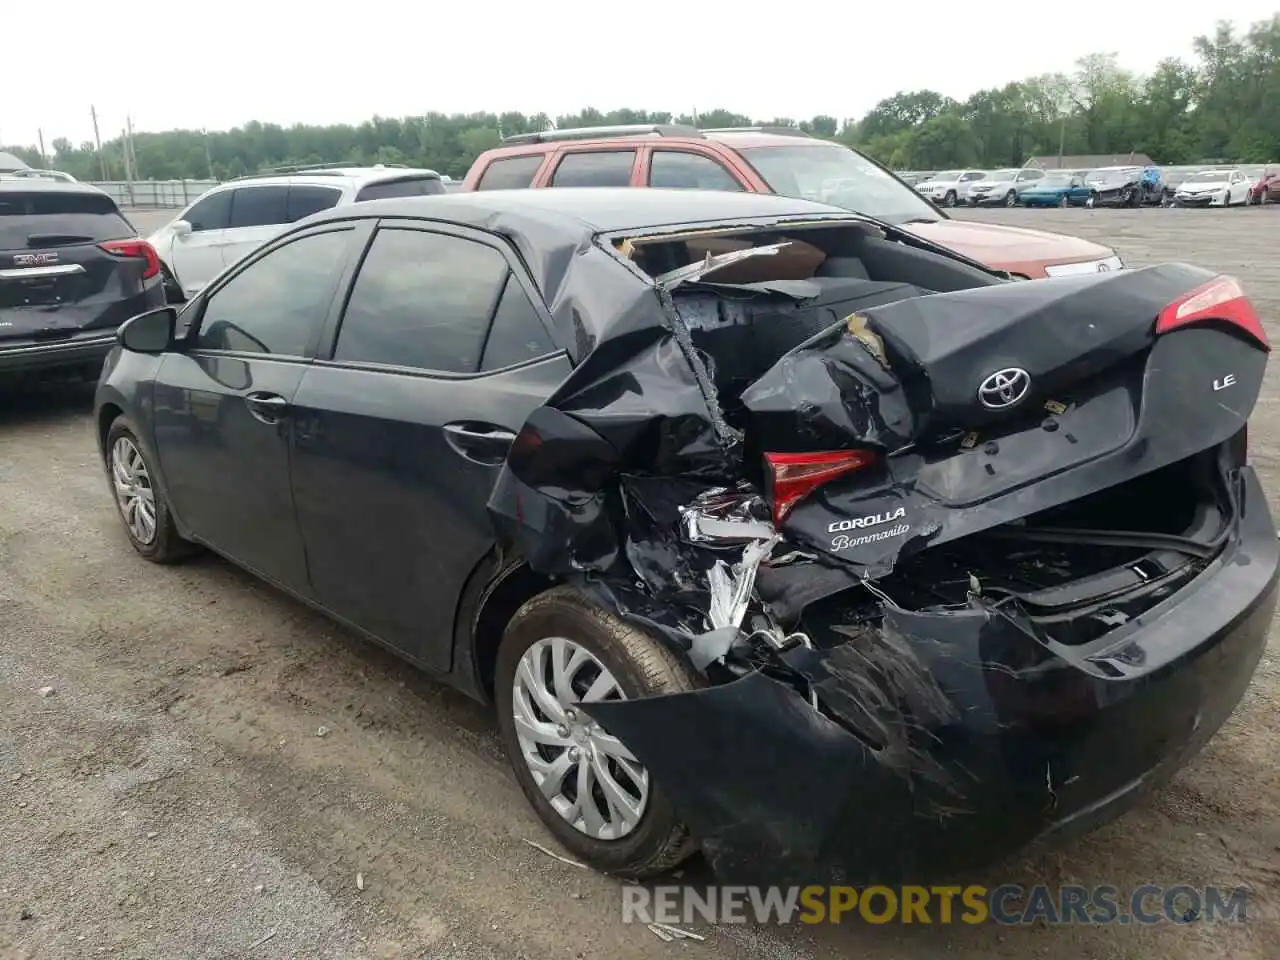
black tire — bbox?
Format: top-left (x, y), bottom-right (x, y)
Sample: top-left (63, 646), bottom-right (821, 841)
top-left (495, 585), bottom-right (701, 878)
top-left (1004, 190), bottom-right (1017, 207)
top-left (1057, 193), bottom-right (1068, 208)
top-left (1086, 191), bottom-right (1098, 208)
top-left (944, 190), bottom-right (957, 207)
top-left (159, 263), bottom-right (186, 305)
top-left (103, 416), bottom-right (196, 563)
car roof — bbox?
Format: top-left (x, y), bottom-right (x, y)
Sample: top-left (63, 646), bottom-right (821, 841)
top-left (311, 187), bottom-right (849, 234)
top-left (0, 177), bottom-right (113, 199)
top-left (222, 166), bottom-right (442, 189)
top-left (480, 130), bottom-right (852, 160)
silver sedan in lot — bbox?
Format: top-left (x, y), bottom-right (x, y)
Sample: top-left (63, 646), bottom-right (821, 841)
top-left (966, 168), bottom-right (1047, 206)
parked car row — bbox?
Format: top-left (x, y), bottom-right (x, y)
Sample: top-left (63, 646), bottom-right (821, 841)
top-left (912, 163), bottom-right (1280, 209)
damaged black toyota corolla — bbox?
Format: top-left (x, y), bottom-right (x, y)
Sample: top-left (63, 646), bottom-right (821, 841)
top-left (93, 189), bottom-right (1277, 885)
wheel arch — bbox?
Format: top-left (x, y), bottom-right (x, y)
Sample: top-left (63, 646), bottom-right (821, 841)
top-left (451, 544), bottom-right (555, 704)
top-left (96, 401), bottom-right (125, 460)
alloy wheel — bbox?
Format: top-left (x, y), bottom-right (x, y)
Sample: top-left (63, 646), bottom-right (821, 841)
top-left (110, 436), bottom-right (157, 545)
top-left (511, 636), bottom-right (648, 841)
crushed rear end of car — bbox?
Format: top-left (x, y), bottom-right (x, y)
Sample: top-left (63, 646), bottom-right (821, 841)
top-left (485, 212), bottom-right (1276, 883)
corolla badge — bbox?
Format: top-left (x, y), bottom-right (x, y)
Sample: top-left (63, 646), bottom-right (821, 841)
top-left (978, 367), bottom-right (1031, 410)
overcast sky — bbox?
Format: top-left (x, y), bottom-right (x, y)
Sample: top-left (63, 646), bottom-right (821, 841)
top-left (4, 1), bottom-right (1277, 149)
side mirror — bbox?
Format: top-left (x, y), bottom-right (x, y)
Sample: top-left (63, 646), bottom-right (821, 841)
top-left (171, 220), bottom-right (194, 238)
top-left (118, 307), bottom-right (177, 354)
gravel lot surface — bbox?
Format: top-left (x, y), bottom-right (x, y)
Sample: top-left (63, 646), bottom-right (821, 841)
top-left (2, 206), bottom-right (1278, 959)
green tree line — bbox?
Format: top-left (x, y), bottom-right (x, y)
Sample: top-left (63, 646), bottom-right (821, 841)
top-left (5, 16), bottom-right (1276, 181)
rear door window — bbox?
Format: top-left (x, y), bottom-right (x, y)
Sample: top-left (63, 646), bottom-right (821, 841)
top-left (354, 177), bottom-right (446, 202)
top-left (476, 155), bottom-right (545, 190)
top-left (480, 274), bottom-right (556, 370)
top-left (181, 190), bottom-right (233, 232)
top-left (0, 190), bottom-right (133, 249)
top-left (228, 186), bottom-right (289, 228)
top-left (550, 151), bottom-right (636, 187)
top-left (286, 185), bottom-right (343, 222)
top-left (334, 228), bottom-right (509, 374)
top-left (649, 152), bottom-right (744, 191)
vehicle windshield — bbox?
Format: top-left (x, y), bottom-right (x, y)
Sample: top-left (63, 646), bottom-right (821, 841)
top-left (1040, 173), bottom-right (1074, 185)
top-left (982, 169), bottom-right (1020, 181)
top-left (928, 170), bottom-right (962, 181)
top-left (1182, 171), bottom-right (1226, 184)
top-left (739, 144), bottom-right (941, 224)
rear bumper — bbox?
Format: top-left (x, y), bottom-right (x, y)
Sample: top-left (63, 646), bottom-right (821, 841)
top-left (0, 332), bottom-right (118, 376)
top-left (586, 466), bottom-right (1277, 883)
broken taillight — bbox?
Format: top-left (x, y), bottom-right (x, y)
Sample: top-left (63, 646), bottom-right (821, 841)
top-left (1155, 275), bottom-right (1269, 351)
top-left (763, 450), bottom-right (878, 524)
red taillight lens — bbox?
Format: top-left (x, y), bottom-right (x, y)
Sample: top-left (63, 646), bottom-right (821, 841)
top-left (99, 238), bottom-right (161, 280)
top-left (1155, 275), bottom-right (1269, 351)
top-left (763, 450), bottom-right (878, 523)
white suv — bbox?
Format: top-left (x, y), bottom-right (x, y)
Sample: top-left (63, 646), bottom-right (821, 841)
top-left (148, 165), bottom-right (444, 300)
top-left (914, 170), bottom-right (987, 207)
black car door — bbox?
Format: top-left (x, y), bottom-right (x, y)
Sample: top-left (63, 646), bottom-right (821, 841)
top-left (289, 221), bottom-right (571, 672)
top-left (150, 221), bottom-right (366, 594)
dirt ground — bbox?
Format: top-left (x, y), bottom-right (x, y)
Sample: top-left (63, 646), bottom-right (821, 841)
top-left (1, 207), bottom-right (1277, 960)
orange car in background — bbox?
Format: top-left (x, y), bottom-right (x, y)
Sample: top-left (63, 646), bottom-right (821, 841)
top-left (1247, 167), bottom-right (1280, 204)
top-left (462, 125), bottom-right (1122, 279)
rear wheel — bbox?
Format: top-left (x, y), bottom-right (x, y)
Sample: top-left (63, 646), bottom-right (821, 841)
top-left (104, 417), bottom-right (196, 563)
top-left (1086, 191), bottom-right (1098, 208)
top-left (1004, 190), bottom-right (1017, 207)
top-left (494, 585), bottom-right (700, 878)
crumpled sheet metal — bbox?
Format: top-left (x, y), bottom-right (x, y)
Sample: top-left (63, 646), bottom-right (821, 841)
top-left (486, 280), bottom-right (741, 580)
top-left (739, 315), bottom-right (917, 454)
top-left (582, 603), bottom-right (995, 884)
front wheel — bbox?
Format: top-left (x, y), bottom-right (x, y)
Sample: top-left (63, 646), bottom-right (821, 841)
top-left (1086, 191), bottom-right (1098, 208)
top-left (944, 190), bottom-right (957, 207)
top-left (495, 586), bottom-right (701, 878)
top-left (1057, 193), bottom-right (1068, 208)
top-left (104, 417), bottom-right (196, 563)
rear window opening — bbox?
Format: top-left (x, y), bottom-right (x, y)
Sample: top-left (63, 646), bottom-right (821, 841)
top-left (800, 447), bottom-right (1234, 649)
top-left (0, 190), bottom-right (133, 250)
top-left (615, 221), bottom-right (1001, 430)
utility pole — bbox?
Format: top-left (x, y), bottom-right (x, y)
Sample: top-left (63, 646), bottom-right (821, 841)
top-left (126, 115), bottom-right (139, 179)
top-left (90, 105), bottom-right (108, 180)
top-left (202, 128), bottom-right (214, 180)
top-left (120, 126), bottom-right (136, 205)
top-left (37, 128), bottom-right (47, 168)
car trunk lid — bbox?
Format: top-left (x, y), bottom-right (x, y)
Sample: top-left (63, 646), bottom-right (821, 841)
top-left (745, 265), bottom-right (1268, 573)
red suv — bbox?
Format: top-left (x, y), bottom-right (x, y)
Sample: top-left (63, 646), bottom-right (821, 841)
top-left (462, 125), bottom-right (1119, 279)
